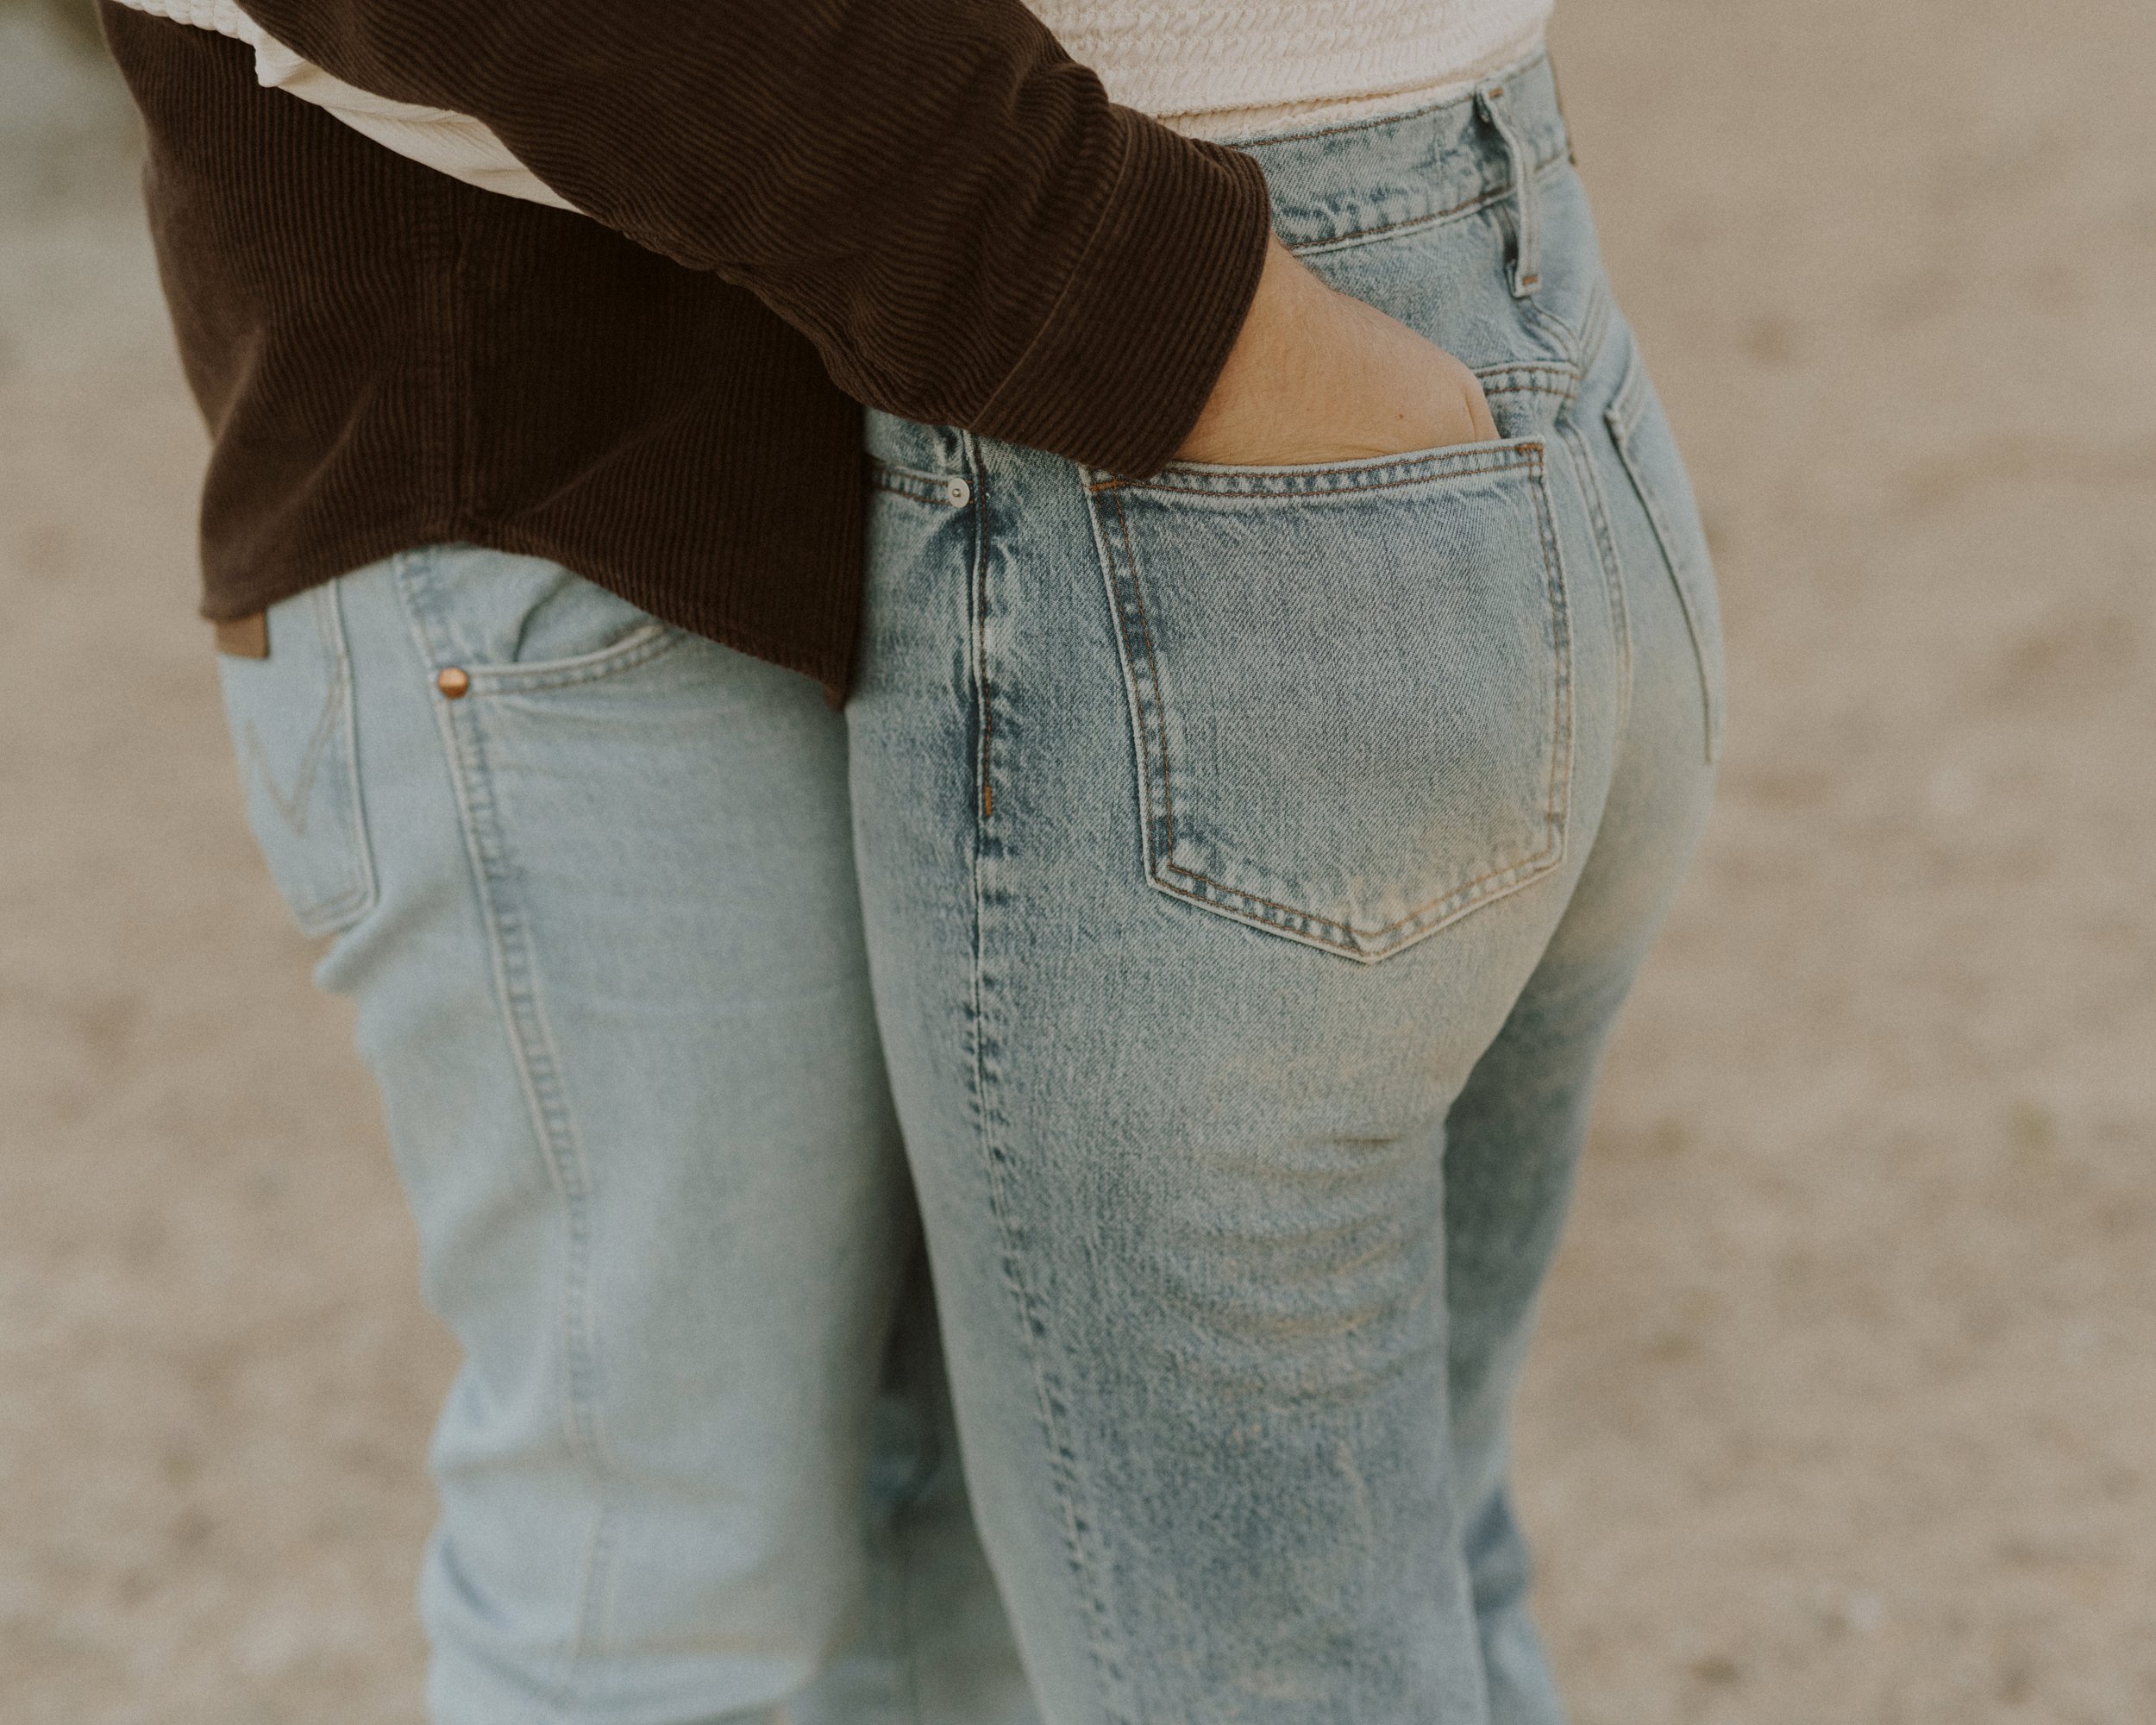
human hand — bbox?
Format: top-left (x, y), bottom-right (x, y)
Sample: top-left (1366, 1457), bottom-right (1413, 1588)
top-left (1175, 235), bottom-right (1497, 466)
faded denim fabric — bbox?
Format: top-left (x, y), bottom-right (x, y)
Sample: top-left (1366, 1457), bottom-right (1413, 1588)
top-left (222, 549), bottom-right (1028, 1725)
top-left (216, 51), bottom-right (1718, 1725)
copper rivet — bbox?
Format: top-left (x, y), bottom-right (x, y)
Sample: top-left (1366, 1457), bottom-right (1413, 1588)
top-left (436, 666), bottom-right (471, 699)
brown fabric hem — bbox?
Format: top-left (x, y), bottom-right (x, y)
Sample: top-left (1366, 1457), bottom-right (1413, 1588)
top-left (197, 522), bottom-right (858, 701)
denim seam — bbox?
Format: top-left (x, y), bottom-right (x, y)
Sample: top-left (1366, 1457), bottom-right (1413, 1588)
top-left (316, 580), bottom-right (379, 929)
top-left (1603, 342), bottom-right (1724, 763)
top-left (1480, 377), bottom-right (1578, 413)
top-left (869, 456), bottom-right (968, 508)
top-left (449, 622), bottom-right (685, 694)
top-left (1519, 314), bottom-right (1576, 390)
top-left (1094, 445), bottom-right (1544, 499)
top-left (1523, 442), bottom-right (1579, 926)
top-left (1283, 151), bottom-right (1570, 258)
top-left (1476, 79), bottom-right (1544, 296)
top-left (391, 552), bottom-right (616, 1709)
top-left (1606, 341), bottom-right (1650, 441)
top-left (1098, 454), bottom-right (1572, 959)
top-left (1477, 364), bottom-right (1578, 398)
top-left (240, 580), bottom-right (379, 936)
top-left (968, 482), bottom-right (1136, 1725)
top-left (1563, 279), bottom-right (1628, 734)
top-left (1575, 277), bottom-right (1617, 381)
top-left (1558, 418), bottom-right (1634, 743)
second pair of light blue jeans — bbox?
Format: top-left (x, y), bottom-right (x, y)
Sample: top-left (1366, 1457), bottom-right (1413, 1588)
top-left (218, 53), bottom-right (1720, 1725)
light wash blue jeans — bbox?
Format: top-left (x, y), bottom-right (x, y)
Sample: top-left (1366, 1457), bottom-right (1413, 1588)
top-left (218, 55), bottom-right (1719, 1725)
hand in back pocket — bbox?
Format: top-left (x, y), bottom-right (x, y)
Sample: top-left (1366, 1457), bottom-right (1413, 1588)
top-left (1175, 236), bottom-right (1500, 468)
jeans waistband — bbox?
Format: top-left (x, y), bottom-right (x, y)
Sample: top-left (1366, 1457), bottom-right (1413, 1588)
top-left (1221, 50), bottom-right (1569, 259)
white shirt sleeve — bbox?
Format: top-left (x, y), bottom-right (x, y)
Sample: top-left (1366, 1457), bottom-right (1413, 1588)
top-left (107, 0), bottom-right (573, 210)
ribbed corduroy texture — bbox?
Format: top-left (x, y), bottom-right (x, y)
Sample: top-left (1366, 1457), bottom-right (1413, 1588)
top-left (100, 0), bottom-right (1273, 697)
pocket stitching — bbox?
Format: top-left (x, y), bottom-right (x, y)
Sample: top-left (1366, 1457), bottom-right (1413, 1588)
top-left (297, 581), bottom-right (376, 936)
top-left (1094, 442), bottom-right (1543, 499)
top-left (455, 620), bottom-right (685, 694)
top-left (392, 548), bottom-right (690, 693)
top-left (232, 581), bottom-right (379, 938)
top-left (1100, 448), bottom-right (1573, 960)
top-left (1280, 145), bottom-right (1570, 257)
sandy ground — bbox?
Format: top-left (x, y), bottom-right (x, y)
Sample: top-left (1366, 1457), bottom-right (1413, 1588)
top-left (3, 2), bottom-right (2153, 1720)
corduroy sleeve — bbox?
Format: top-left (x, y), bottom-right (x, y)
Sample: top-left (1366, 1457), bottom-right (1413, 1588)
top-left (229, 0), bottom-right (1274, 477)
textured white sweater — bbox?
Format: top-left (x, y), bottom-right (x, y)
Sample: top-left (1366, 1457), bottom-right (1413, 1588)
top-left (1037, 0), bottom-right (1550, 135)
top-left (110, 0), bottom-right (1550, 204)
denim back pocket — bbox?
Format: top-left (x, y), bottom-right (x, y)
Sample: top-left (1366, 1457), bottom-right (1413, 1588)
top-left (1087, 438), bottom-right (1573, 963)
top-left (217, 582), bottom-right (378, 938)
top-left (1607, 340), bottom-right (1726, 762)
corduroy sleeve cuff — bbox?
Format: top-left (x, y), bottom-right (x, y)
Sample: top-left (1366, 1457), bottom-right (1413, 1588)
top-left (970, 113), bottom-right (1273, 479)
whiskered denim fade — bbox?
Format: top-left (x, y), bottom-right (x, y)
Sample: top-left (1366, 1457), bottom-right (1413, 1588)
top-left (216, 52), bottom-right (1719, 1725)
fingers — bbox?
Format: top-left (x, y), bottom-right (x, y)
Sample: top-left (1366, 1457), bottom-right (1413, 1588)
top-left (1462, 373), bottom-right (1500, 443)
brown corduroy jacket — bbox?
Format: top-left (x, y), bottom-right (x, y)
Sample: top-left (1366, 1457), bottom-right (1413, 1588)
top-left (99, 0), bottom-right (1274, 699)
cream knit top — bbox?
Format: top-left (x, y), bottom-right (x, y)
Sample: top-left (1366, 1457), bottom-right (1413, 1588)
top-left (108, 0), bottom-right (1551, 204)
top-left (1037, 0), bottom-right (1551, 137)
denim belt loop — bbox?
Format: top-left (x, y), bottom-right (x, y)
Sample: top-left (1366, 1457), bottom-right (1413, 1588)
top-left (1476, 78), bottom-right (1542, 298)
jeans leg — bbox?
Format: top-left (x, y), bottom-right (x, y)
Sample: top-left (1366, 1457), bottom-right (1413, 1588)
top-left (847, 371), bottom-right (1709, 1718)
top-left (1442, 404), bottom-right (1720, 1722)
top-left (847, 416), bottom-right (1601, 1722)
top-left (806, 1245), bottom-right (1041, 1725)
top-left (219, 549), bottom-right (1026, 1724)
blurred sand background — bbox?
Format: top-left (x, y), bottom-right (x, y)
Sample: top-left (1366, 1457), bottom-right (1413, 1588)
top-left (3, 0), bottom-right (2153, 1719)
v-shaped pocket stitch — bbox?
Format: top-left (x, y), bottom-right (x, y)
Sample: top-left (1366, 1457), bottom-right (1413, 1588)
top-left (218, 580), bottom-right (379, 938)
top-left (240, 656), bottom-right (346, 838)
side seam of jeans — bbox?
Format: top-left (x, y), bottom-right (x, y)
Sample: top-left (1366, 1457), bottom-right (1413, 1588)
top-left (1557, 418), bottom-right (1633, 747)
top-left (1523, 268), bottom-right (1633, 753)
top-left (962, 445), bottom-right (1135, 1725)
top-left (391, 552), bottom-right (619, 1714)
